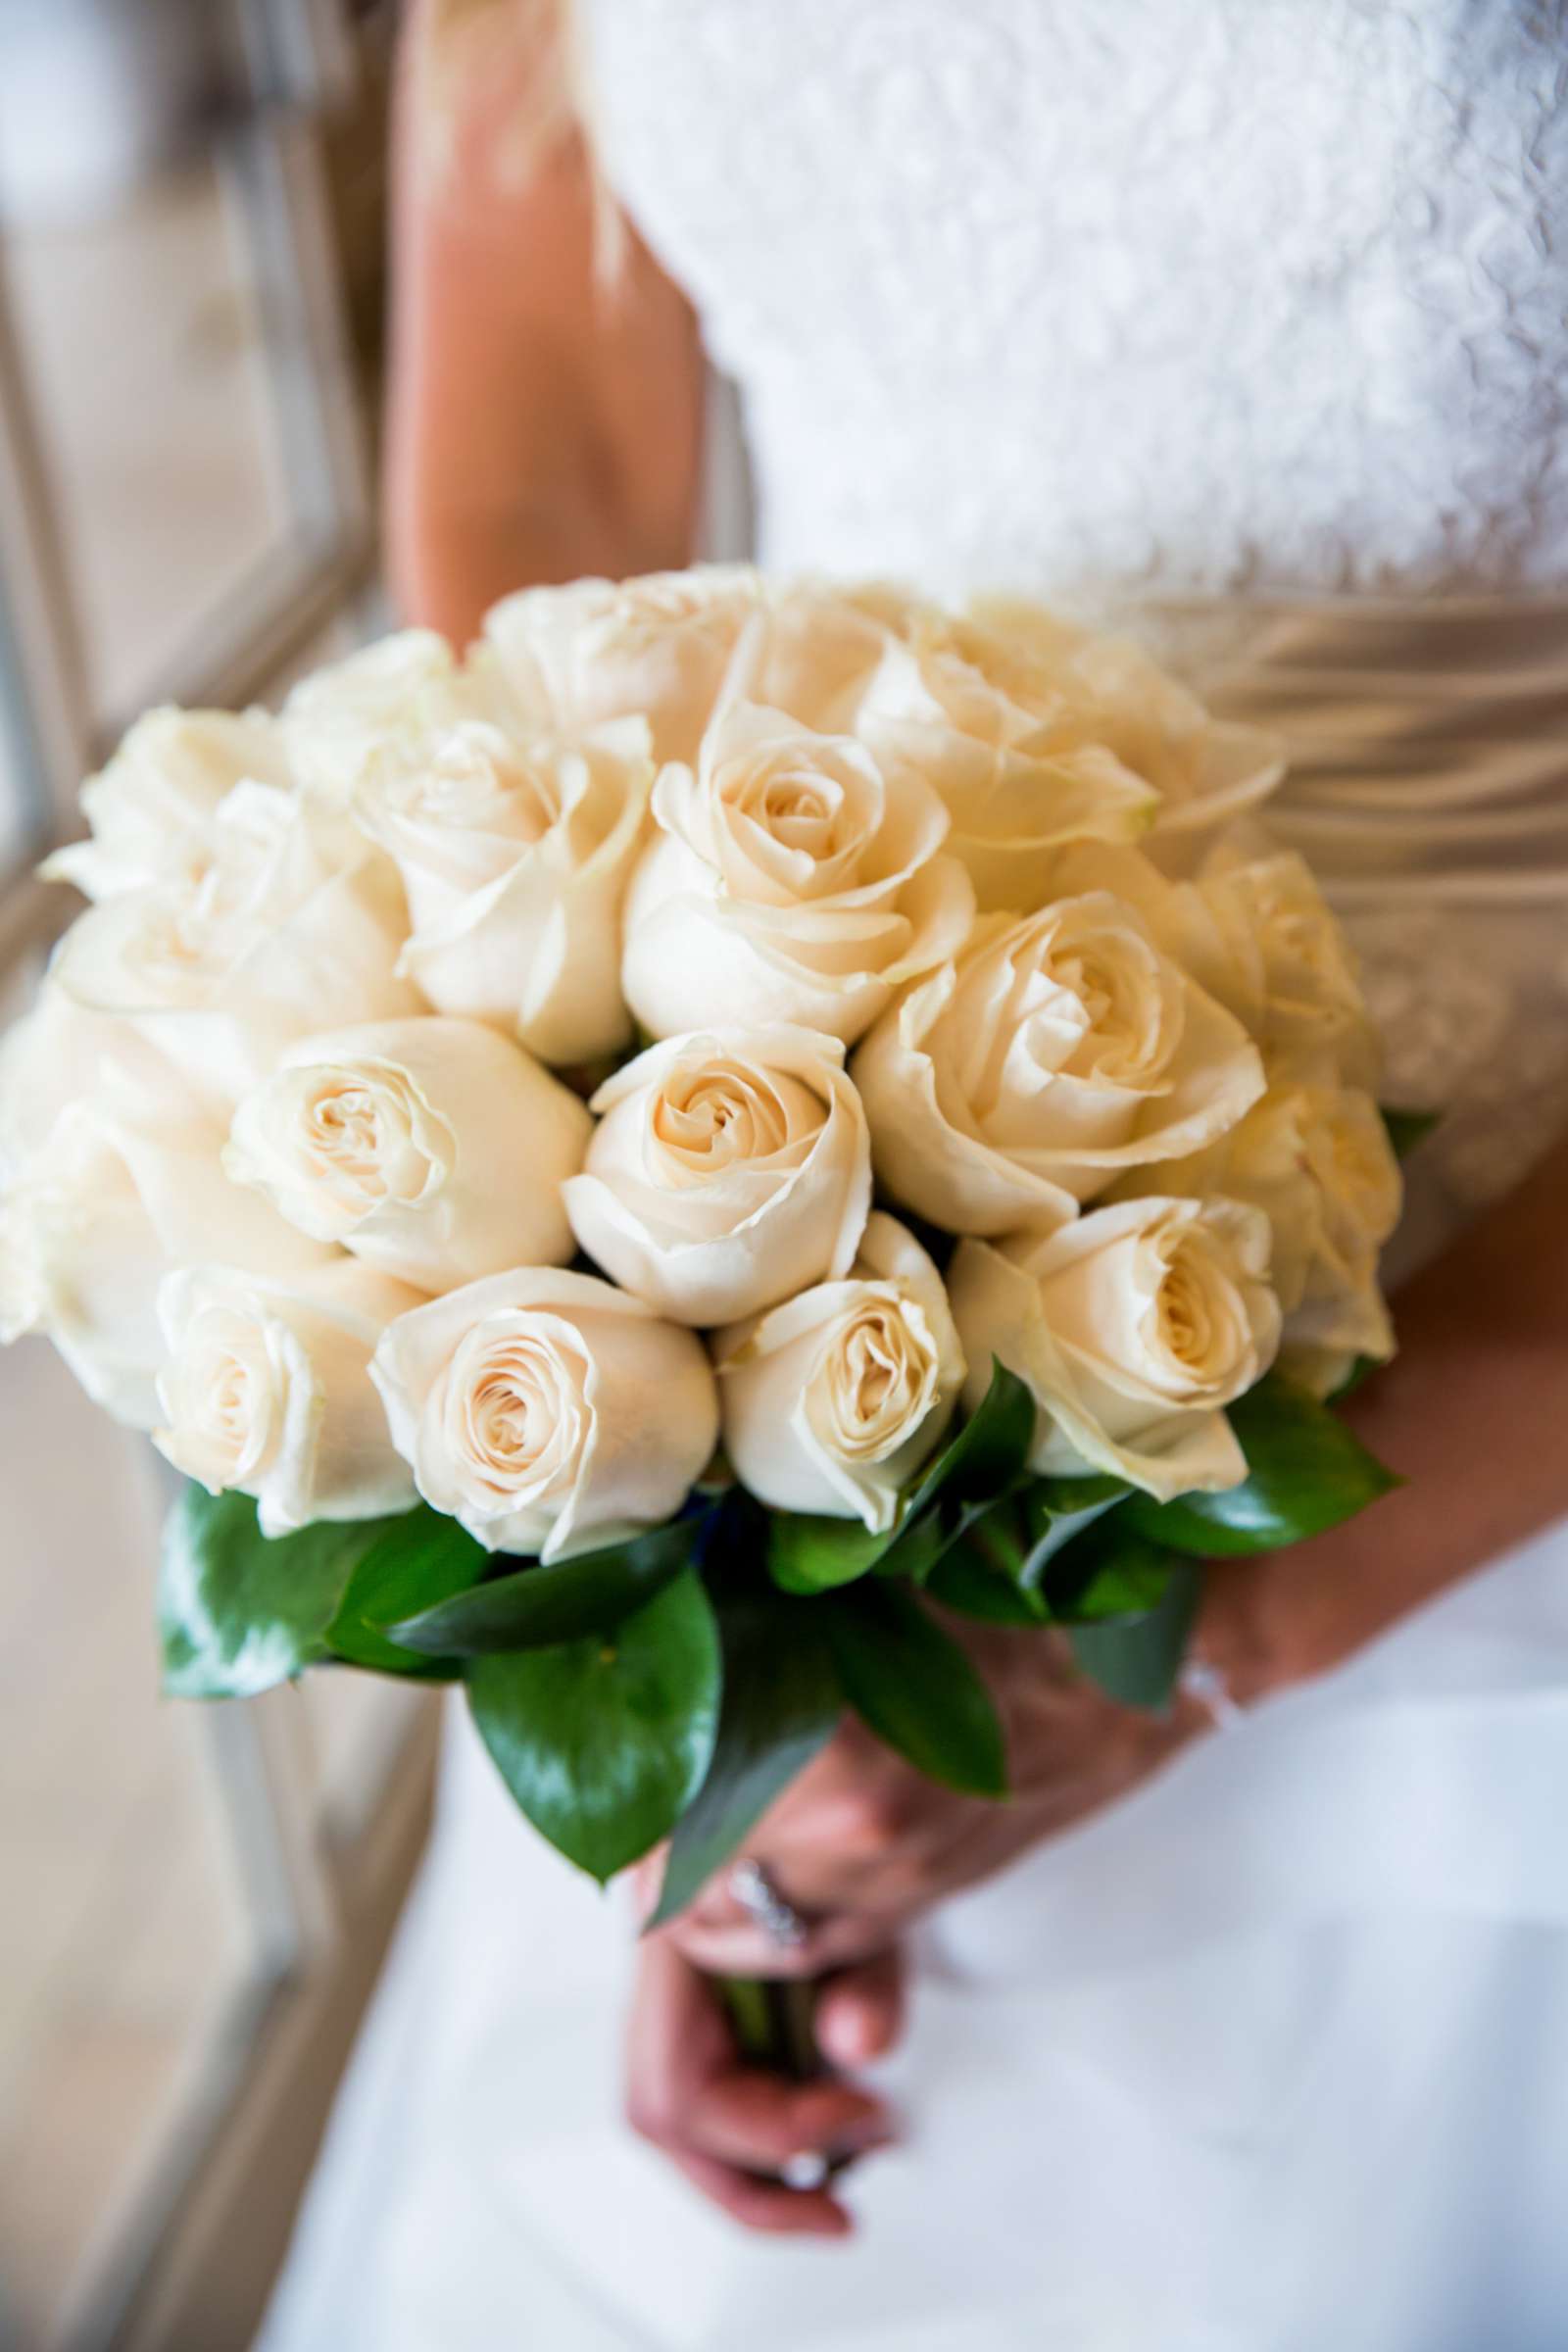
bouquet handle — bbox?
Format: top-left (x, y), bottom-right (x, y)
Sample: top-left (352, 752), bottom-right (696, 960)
top-left (716, 1971), bottom-right (826, 2081)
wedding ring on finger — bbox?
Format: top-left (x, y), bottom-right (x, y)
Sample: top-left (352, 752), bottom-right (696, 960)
top-left (779, 2150), bottom-right (830, 2191)
top-left (728, 1857), bottom-right (809, 1950)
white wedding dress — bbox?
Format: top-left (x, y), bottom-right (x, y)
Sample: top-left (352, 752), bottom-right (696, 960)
top-left (261, 8), bottom-right (1568, 2346)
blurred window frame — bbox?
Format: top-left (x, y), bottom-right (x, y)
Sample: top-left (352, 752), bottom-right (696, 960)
top-left (0, 7), bottom-right (433, 2348)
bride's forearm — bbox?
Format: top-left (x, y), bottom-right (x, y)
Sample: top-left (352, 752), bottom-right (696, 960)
top-left (1201, 1122), bottom-right (1568, 1702)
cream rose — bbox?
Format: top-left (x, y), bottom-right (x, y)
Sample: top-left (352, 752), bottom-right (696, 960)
top-left (0, 1090), bottom-right (334, 1429)
top-left (280, 628), bottom-right (463, 807)
top-left (1193, 845), bottom-right (1380, 1089)
top-left (1136, 1081), bottom-right (1399, 1395)
top-left (355, 710), bottom-right (653, 1065)
top-left (847, 612), bottom-right (1161, 910)
top-left (563, 1025), bottom-right (871, 1326)
top-left (41, 706), bottom-right (291, 901)
top-left (852, 884), bottom-right (1264, 1237)
top-left (0, 983), bottom-right (190, 1179)
top-left (49, 780), bottom-right (419, 1110)
top-left (949, 1198), bottom-right (1282, 1500)
top-left (155, 1260), bottom-right (420, 1534)
top-left (967, 597), bottom-right (1286, 867)
top-left (369, 1268), bottom-right (718, 1561)
top-left (714, 1212), bottom-right (964, 1531)
top-left (621, 615), bottom-right (974, 1048)
top-left (225, 1016), bottom-right (591, 1294)
top-left (481, 566), bottom-right (761, 763)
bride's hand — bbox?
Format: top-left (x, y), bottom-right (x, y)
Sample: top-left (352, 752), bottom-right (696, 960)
top-left (654, 1614), bottom-right (1212, 1980)
top-left (625, 1934), bottom-right (905, 2234)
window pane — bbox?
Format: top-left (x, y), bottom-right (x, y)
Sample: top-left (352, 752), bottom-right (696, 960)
top-left (4, 146), bottom-right (296, 728)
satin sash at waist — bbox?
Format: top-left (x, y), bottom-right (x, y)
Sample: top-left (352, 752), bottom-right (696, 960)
top-left (1150, 591), bottom-right (1568, 906)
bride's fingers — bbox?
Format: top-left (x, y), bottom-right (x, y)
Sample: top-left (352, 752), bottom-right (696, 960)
top-left (815, 1943), bottom-right (906, 2068)
top-left (685, 2069), bottom-right (895, 2176)
top-left (665, 1907), bottom-right (890, 1979)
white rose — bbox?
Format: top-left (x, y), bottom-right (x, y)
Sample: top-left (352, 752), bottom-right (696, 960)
top-left (0, 1093), bottom-right (333, 1429)
top-left (968, 596), bottom-right (1286, 868)
top-left (949, 1198), bottom-right (1282, 1500)
top-left (155, 1260), bottom-right (420, 1535)
top-left (41, 706), bottom-right (291, 901)
top-left (280, 628), bottom-right (462, 806)
top-left (481, 566), bottom-right (761, 763)
top-left (0, 982), bottom-right (190, 1179)
top-left (563, 1025), bottom-right (871, 1326)
top-left (621, 614), bottom-right (974, 1048)
top-left (355, 710), bottom-right (653, 1065)
top-left (852, 883), bottom-right (1264, 1237)
top-left (846, 611), bottom-right (1161, 911)
top-left (225, 1016), bottom-right (591, 1294)
top-left (369, 1268), bottom-right (718, 1561)
top-left (1193, 845), bottom-right (1381, 1089)
top-left (1135, 1081), bottom-right (1399, 1396)
top-left (48, 780), bottom-right (419, 1110)
top-left (715, 1211), bottom-right (964, 1532)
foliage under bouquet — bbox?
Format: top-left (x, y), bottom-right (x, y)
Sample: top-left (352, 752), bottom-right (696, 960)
top-left (0, 569), bottom-right (1406, 1947)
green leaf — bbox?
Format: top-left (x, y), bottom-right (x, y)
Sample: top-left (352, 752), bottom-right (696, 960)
top-left (925, 1541), bottom-right (1051, 1626)
top-left (389, 1512), bottom-right (708, 1656)
top-left (1068, 1556), bottom-right (1200, 1709)
top-left (766, 1361), bottom-right (1036, 1595)
top-left (824, 1583), bottom-right (1008, 1798)
top-left (325, 1507), bottom-right (487, 1678)
top-left (1045, 1515), bottom-right (1186, 1623)
top-left (1120, 1374), bottom-right (1399, 1557)
top-left (1015, 1475), bottom-right (1130, 1584)
top-left (766, 1510), bottom-right (890, 1596)
top-left (160, 1486), bottom-right (404, 1699)
top-left (649, 1590), bottom-right (842, 1928)
top-left (466, 1567), bottom-right (721, 1884)
top-left (1381, 1104), bottom-right (1441, 1160)
top-left (904, 1359), bottom-right (1037, 1516)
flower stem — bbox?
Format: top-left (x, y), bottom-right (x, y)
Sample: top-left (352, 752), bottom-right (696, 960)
top-left (716, 1972), bottom-right (825, 2082)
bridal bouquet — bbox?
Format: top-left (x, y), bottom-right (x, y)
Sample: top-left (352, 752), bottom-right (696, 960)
top-left (0, 570), bottom-right (1406, 1921)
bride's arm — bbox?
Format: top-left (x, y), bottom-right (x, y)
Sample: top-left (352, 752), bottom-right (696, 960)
top-left (385, 0), bottom-right (704, 645)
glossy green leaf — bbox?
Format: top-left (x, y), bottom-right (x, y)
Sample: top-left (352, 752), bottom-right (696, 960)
top-left (905, 1360), bottom-right (1036, 1514)
top-left (1045, 1516), bottom-right (1186, 1623)
top-left (1068, 1556), bottom-right (1200, 1709)
top-left (1016, 1475), bottom-right (1130, 1584)
top-left (160, 1486), bottom-right (405, 1699)
top-left (824, 1583), bottom-right (1008, 1798)
top-left (1120, 1375), bottom-right (1399, 1557)
top-left (766, 1361), bottom-right (1036, 1595)
top-left (325, 1507), bottom-right (487, 1678)
top-left (390, 1511), bottom-right (708, 1655)
top-left (1381, 1104), bottom-right (1441, 1160)
top-left (649, 1590), bottom-right (841, 1928)
top-left (925, 1541), bottom-right (1051, 1626)
top-left (766, 1510), bottom-right (890, 1595)
top-left (467, 1568), bottom-right (721, 1884)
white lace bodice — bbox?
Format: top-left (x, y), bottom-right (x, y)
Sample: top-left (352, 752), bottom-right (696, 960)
top-left (580, 0), bottom-right (1568, 1251)
top-left (582, 0), bottom-right (1568, 609)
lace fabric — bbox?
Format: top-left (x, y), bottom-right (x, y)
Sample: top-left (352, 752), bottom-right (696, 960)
top-left (581, 0), bottom-right (1568, 607)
